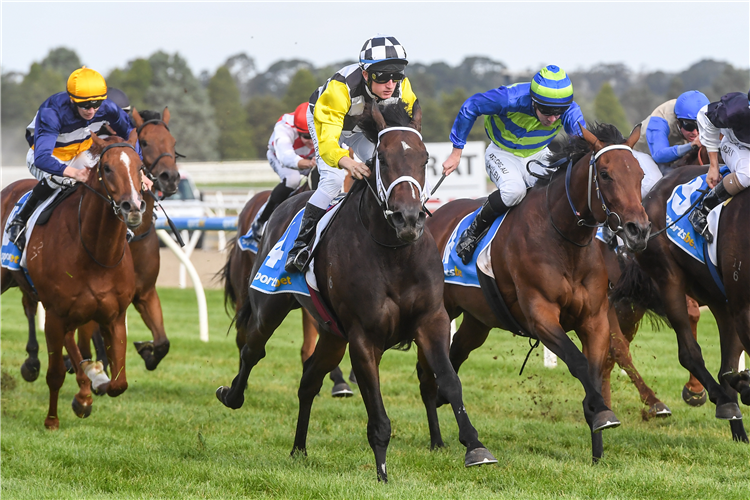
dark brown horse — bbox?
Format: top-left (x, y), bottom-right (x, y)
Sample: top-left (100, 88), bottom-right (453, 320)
top-left (17, 108), bottom-right (181, 382)
top-left (1, 131), bottom-right (145, 429)
top-left (426, 123), bottom-right (649, 462)
top-left (602, 146), bottom-right (711, 419)
top-left (216, 100), bottom-right (495, 481)
top-left (611, 164), bottom-right (749, 442)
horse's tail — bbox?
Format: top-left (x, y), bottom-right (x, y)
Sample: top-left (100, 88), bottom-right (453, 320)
top-left (217, 236), bottom-right (238, 315)
top-left (609, 257), bottom-right (669, 330)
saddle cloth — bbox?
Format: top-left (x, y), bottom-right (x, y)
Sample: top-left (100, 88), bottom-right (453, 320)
top-left (666, 169), bottom-right (728, 266)
top-left (237, 200), bottom-right (268, 253)
top-left (1, 188), bottom-right (62, 271)
top-left (442, 207), bottom-right (508, 287)
top-left (249, 201), bottom-right (343, 296)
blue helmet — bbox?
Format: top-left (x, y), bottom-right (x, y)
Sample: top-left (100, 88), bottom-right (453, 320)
top-left (674, 91), bottom-right (709, 120)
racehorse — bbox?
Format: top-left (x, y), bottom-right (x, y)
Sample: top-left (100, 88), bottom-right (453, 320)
top-left (221, 181), bottom-right (355, 396)
top-left (611, 164), bottom-right (750, 442)
top-left (426, 123), bottom-right (649, 462)
top-left (602, 146), bottom-right (711, 419)
top-left (0, 131), bottom-right (144, 429)
top-left (216, 100), bottom-right (496, 481)
top-left (16, 108), bottom-right (181, 381)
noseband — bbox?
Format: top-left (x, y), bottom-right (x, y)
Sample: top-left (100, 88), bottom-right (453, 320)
top-left (136, 119), bottom-right (184, 179)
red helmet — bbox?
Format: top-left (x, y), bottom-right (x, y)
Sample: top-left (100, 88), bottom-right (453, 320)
top-left (293, 102), bottom-right (310, 135)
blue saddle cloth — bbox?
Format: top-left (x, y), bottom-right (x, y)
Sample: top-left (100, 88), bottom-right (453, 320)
top-left (1, 192), bottom-right (31, 271)
top-left (665, 167), bottom-right (729, 265)
top-left (442, 207), bottom-right (508, 287)
top-left (237, 201), bottom-right (267, 253)
top-left (249, 208), bottom-right (310, 296)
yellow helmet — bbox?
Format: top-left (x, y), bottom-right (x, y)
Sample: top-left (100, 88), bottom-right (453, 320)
top-left (67, 67), bottom-right (107, 103)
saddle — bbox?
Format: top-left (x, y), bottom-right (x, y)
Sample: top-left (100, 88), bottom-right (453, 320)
top-left (36, 186), bottom-right (78, 226)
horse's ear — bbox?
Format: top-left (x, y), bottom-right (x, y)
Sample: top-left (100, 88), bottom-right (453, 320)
top-left (90, 130), bottom-right (105, 148)
top-left (625, 123), bottom-right (641, 149)
top-left (132, 108), bottom-right (143, 128)
top-left (579, 123), bottom-right (603, 152)
top-left (162, 106), bottom-right (170, 126)
top-left (409, 100), bottom-right (422, 133)
top-left (127, 129), bottom-right (138, 146)
top-left (371, 101), bottom-right (387, 132)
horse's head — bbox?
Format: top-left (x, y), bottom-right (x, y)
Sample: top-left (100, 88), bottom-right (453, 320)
top-left (580, 124), bottom-right (651, 252)
top-left (361, 100), bottom-right (429, 243)
top-left (132, 107), bottom-right (180, 196)
top-left (90, 129), bottom-right (147, 228)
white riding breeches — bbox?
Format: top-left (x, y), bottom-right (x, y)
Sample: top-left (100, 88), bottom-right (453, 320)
top-left (267, 150), bottom-right (302, 189)
top-left (485, 143), bottom-right (550, 206)
top-left (26, 148), bottom-right (96, 189)
top-left (632, 150), bottom-right (663, 198)
top-left (720, 137), bottom-right (750, 188)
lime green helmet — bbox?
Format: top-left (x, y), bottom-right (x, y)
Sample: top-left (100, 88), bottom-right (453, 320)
top-left (530, 65), bottom-right (574, 111)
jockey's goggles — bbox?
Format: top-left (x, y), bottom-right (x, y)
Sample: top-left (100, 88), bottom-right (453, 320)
top-left (535, 102), bottom-right (568, 117)
top-left (299, 132), bottom-right (311, 140)
top-left (678, 119), bottom-right (698, 132)
top-left (76, 99), bottom-right (104, 110)
top-left (371, 71), bottom-right (405, 84)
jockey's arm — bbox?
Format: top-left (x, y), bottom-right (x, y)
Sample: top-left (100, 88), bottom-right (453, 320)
top-left (314, 81), bottom-right (353, 169)
top-left (33, 109), bottom-right (72, 178)
top-left (646, 116), bottom-right (693, 163)
top-left (107, 103), bottom-right (143, 157)
top-left (561, 102), bottom-right (587, 136)
top-left (697, 104), bottom-right (722, 188)
top-left (272, 122), bottom-right (307, 170)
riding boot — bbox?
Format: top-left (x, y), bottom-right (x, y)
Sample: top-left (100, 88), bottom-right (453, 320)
top-left (285, 203), bottom-right (327, 273)
top-left (455, 198), bottom-right (502, 265)
top-left (688, 180), bottom-right (731, 244)
top-left (6, 179), bottom-right (55, 252)
top-left (252, 182), bottom-right (296, 243)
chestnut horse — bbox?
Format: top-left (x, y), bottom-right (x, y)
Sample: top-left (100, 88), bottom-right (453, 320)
top-left (216, 101), bottom-right (495, 481)
top-left (611, 165), bottom-right (750, 442)
top-left (16, 108), bottom-right (181, 382)
top-left (426, 123), bottom-right (650, 462)
top-left (0, 131), bottom-right (145, 429)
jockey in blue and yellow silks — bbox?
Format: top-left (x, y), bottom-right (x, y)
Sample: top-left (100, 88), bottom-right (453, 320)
top-left (7, 67), bottom-right (147, 252)
top-left (442, 65), bottom-right (586, 264)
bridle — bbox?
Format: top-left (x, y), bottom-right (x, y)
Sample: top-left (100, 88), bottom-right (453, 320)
top-left (136, 119), bottom-right (185, 181)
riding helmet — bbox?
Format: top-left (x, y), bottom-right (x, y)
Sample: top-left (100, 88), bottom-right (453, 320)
top-left (293, 103), bottom-right (310, 134)
top-left (674, 90), bottom-right (710, 121)
top-left (67, 67), bottom-right (107, 103)
top-left (530, 65), bottom-right (574, 109)
top-left (359, 35), bottom-right (408, 73)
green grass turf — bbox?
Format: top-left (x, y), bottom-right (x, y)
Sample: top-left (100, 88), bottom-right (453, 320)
top-left (2, 287), bottom-right (749, 499)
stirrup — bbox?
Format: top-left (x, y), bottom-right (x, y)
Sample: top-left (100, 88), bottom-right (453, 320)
top-left (7, 223), bottom-right (27, 251)
top-left (292, 247), bottom-right (311, 271)
top-left (250, 221), bottom-right (262, 243)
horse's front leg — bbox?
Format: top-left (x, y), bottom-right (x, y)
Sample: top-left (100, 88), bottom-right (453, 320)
top-left (132, 286), bottom-right (170, 370)
top-left (682, 296), bottom-right (707, 405)
top-left (416, 347), bottom-right (444, 450)
top-left (42, 313), bottom-right (68, 430)
top-left (98, 314), bottom-right (128, 397)
top-left (63, 329), bottom-right (94, 419)
top-left (291, 330), bottom-right (348, 456)
top-left (415, 311), bottom-right (496, 467)
top-left (348, 331), bottom-right (391, 482)
top-left (711, 306), bottom-right (748, 442)
top-left (20, 292), bottom-right (41, 382)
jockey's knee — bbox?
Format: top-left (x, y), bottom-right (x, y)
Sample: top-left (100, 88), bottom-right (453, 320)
top-left (498, 185), bottom-right (526, 207)
top-left (284, 172), bottom-right (301, 188)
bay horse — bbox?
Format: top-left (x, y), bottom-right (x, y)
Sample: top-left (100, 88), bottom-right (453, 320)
top-left (16, 108), bottom-right (181, 382)
top-left (0, 131), bottom-right (145, 429)
top-left (426, 123), bottom-right (650, 462)
top-left (611, 164), bottom-right (750, 442)
top-left (216, 100), bottom-right (496, 481)
top-left (602, 146), bottom-right (711, 419)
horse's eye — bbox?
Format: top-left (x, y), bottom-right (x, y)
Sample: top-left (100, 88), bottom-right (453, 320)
top-left (103, 164), bottom-right (112, 174)
top-left (140, 140), bottom-right (148, 148)
top-left (600, 171), bottom-right (611, 181)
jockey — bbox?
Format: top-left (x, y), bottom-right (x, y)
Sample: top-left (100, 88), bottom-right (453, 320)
top-left (285, 35), bottom-right (417, 273)
top-left (688, 90), bottom-right (750, 243)
top-left (443, 65), bottom-right (587, 264)
top-left (249, 102), bottom-right (316, 242)
top-left (7, 67), bottom-right (147, 252)
top-left (633, 90), bottom-right (710, 195)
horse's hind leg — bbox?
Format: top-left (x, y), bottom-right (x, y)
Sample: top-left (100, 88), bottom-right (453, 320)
top-left (415, 312), bottom-right (496, 467)
top-left (20, 292), bottom-right (41, 382)
top-left (682, 296), bottom-right (707, 406)
top-left (416, 348), bottom-right (445, 450)
top-left (712, 309), bottom-right (748, 442)
top-left (76, 322), bottom-right (110, 396)
top-left (300, 308), bottom-right (351, 397)
top-left (447, 313), bottom-right (492, 374)
top-left (42, 313), bottom-right (69, 430)
top-left (292, 331), bottom-right (348, 456)
top-left (132, 287), bottom-right (170, 370)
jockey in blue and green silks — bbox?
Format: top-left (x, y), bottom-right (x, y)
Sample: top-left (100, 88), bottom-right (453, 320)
top-left (442, 65), bottom-right (587, 264)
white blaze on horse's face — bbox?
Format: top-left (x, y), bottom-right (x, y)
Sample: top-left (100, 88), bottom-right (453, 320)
top-left (401, 140), bottom-right (411, 151)
top-left (120, 151), bottom-right (141, 201)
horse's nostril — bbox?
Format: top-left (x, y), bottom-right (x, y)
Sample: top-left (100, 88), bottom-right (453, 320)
top-left (120, 201), bottom-right (132, 213)
top-left (139, 200), bottom-right (147, 213)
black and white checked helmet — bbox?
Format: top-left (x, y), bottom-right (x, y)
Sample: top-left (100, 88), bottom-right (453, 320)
top-left (359, 35), bottom-right (408, 71)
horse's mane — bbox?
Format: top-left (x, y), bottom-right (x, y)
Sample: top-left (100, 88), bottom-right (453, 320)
top-left (88, 134), bottom-right (127, 156)
top-left (356, 100), bottom-right (413, 144)
top-left (546, 122), bottom-right (626, 167)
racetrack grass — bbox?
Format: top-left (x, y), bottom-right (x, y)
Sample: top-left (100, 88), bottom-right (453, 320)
top-left (2, 287), bottom-right (749, 499)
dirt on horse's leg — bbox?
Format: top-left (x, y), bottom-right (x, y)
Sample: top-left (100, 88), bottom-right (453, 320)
top-left (684, 296), bottom-right (706, 394)
top-left (348, 332), bottom-right (391, 482)
top-left (292, 332), bottom-right (348, 455)
top-left (98, 315), bottom-right (129, 397)
top-left (43, 313), bottom-right (68, 430)
top-left (20, 292), bottom-right (41, 382)
top-left (63, 329), bottom-right (94, 418)
top-left (132, 287), bottom-right (170, 370)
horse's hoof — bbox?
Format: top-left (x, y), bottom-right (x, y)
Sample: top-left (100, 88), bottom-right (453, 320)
top-left (92, 382), bottom-right (109, 396)
top-left (682, 385), bottom-right (708, 407)
top-left (331, 382), bottom-right (353, 398)
top-left (71, 397), bottom-right (92, 419)
top-left (20, 359), bottom-right (40, 382)
top-left (216, 386), bottom-right (243, 409)
top-left (63, 355), bottom-right (75, 374)
top-left (134, 340), bottom-right (154, 356)
top-left (464, 447), bottom-right (497, 467)
top-left (592, 410), bottom-right (621, 433)
top-left (652, 402), bottom-right (672, 418)
top-left (716, 402), bottom-right (742, 420)
top-left (44, 417), bottom-right (60, 430)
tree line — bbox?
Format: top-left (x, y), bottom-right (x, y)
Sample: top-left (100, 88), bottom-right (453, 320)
top-left (2, 47), bottom-right (748, 166)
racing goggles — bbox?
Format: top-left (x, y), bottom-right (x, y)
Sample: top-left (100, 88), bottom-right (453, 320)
top-left (535, 102), bottom-right (568, 117)
top-left (299, 132), bottom-right (311, 140)
top-left (678, 119), bottom-right (698, 132)
top-left (76, 99), bottom-right (104, 110)
top-left (371, 71), bottom-right (405, 84)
